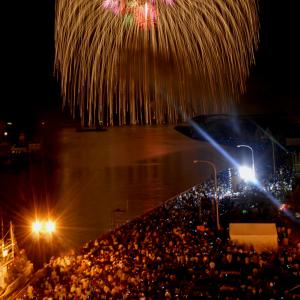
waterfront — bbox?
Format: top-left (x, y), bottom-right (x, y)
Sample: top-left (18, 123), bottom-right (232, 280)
top-left (0, 126), bottom-right (230, 263)
top-left (16, 164), bottom-right (300, 299)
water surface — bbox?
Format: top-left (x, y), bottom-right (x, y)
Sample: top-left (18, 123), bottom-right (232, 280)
top-left (0, 126), bottom-right (230, 261)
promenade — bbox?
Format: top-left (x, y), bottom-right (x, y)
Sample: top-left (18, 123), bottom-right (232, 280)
top-left (18, 167), bottom-right (300, 299)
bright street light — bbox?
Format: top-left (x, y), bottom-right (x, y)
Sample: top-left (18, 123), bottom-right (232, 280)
top-left (45, 221), bottom-right (56, 233)
top-left (237, 144), bottom-right (255, 176)
top-left (31, 220), bottom-right (56, 235)
top-left (32, 221), bottom-right (42, 233)
top-left (238, 165), bottom-right (256, 183)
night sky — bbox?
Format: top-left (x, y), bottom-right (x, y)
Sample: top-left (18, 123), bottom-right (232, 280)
top-left (2, 0), bottom-right (299, 124)
top-left (242, 0), bottom-right (300, 114)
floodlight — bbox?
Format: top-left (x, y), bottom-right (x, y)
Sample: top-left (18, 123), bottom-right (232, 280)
top-left (238, 165), bottom-right (256, 183)
top-left (45, 220), bottom-right (56, 233)
top-left (32, 221), bottom-right (42, 233)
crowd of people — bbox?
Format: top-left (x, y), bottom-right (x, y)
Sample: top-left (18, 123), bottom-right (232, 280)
top-left (19, 167), bottom-right (300, 299)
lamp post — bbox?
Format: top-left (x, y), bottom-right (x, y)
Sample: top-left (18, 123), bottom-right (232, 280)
top-left (193, 160), bottom-right (220, 230)
top-left (261, 128), bottom-right (276, 175)
top-left (271, 138), bottom-right (276, 175)
top-left (237, 144), bottom-right (255, 175)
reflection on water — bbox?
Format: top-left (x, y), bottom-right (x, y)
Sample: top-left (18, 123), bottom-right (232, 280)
top-left (0, 126), bottom-right (230, 263)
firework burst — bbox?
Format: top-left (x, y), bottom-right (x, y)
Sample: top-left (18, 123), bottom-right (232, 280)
top-left (55, 0), bottom-right (259, 125)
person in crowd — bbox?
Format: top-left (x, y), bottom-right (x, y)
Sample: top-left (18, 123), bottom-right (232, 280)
top-left (19, 167), bottom-right (299, 299)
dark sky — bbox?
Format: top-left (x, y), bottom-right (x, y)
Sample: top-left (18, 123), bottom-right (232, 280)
top-left (241, 0), bottom-right (300, 114)
top-left (2, 0), bottom-right (57, 123)
top-left (2, 0), bottom-right (299, 123)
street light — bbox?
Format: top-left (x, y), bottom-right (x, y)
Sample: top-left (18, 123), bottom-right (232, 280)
top-left (238, 165), bottom-right (256, 183)
top-left (193, 160), bottom-right (220, 230)
top-left (237, 144), bottom-right (255, 175)
top-left (260, 127), bottom-right (277, 175)
top-left (31, 219), bottom-right (56, 235)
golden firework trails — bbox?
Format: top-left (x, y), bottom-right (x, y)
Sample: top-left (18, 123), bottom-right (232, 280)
top-left (55, 0), bottom-right (259, 125)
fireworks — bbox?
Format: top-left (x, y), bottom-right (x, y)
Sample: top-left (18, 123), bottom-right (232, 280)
top-left (55, 0), bottom-right (259, 126)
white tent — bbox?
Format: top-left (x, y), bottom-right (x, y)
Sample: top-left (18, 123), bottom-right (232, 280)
top-left (229, 223), bottom-right (278, 252)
